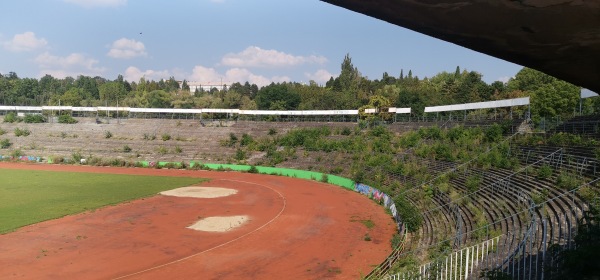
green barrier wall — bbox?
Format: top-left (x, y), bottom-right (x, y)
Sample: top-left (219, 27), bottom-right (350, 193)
top-left (185, 162), bottom-right (355, 190)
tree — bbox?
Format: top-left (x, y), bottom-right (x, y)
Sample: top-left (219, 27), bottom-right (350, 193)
top-left (339, 53), bottom-right (358, 91)
top-left (75, 75), bottom-right (99, 99)
top-left (223, 90), bottom-right (242, 108)
top-left (508, 67), bottom-right (580, 119)
top-left (359, 95), bottom-right (393, 121)
top-left (255, 83), bottom-right (300, 110)
top-left (531, 81), bottom-right (579, 118)
top-left (456, 71), bottom-right (490, 103)
top-left (146, 90), bottom-right (172, 108)
top-left (181, 80), bottom-right (190, 92)
top-left (507, 67), bottom-right (555, 92)
top-left (99, 81), bottom-right (127, 104)
top-left (327, 54), bottom-right (361, 95)
top-left (56, 88), bottom-right (84, 106)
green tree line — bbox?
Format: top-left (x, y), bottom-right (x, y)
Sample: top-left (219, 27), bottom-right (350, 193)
top-left (1, 55), bottom-right (597, 119)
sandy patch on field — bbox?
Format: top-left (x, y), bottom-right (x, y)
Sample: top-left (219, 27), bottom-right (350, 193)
top-left (160, 187), bottom-right (237, 198)
top-left (187, 216), bottom-right (249, 232)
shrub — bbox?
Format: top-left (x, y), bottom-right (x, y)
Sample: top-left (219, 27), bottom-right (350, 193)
top-left (537, 164), bottom-right (553, 180)
top-left (11, 149), bottom-right (24, 158)
top-left (465, 175), bottom-right (481, 193)
top-left (14, 128), bottom-right (31, 137)
top-left (329, 166), bottom-right (343, 175)
top-left (71, 151), bottom-right (83, 163)
top-left (109, 158), bottom-right (127, 167)
top-left (3, 112), bottom-right (21, 123)
top-left (143, 133), bottom-right (156, 140)
top-left (0, 139), bottom-right (11, 149)
top-left (485, 123), bottom-right (504, 142)
top-left (248, 165), bottom-right (259, 173)
top-left (234, 148), bottom-right (246, 161)
top-left (123, 145), bottom-right (132, 153)
top-left (391, 233), bottom-right (403, 249)
top-left (531, 189), bottom-right (549, 206)
top-left (161, 133), bottom-right (171, 141)
top-left (0, 128), bottom-right (5, 135)
top-left (240, 133), bottom-right (253, 146)
top-left (104, 131), bottom-right (113, 139)
top-left (23, 114), bottom-right (46, 123)
top-left (162, 162), bottom-right (178, 169)
top-left (268, 128), bottom-right (277, 135)
top-left (174, 146), bottom-right (182, 154)
top-left (189, 162), bottom-right (206, 170)
top-left (394, 195), bottom-right (422, 232)
top-left (341, 127), bottom-right (352, 136)
top-left (320, 173), bottom-right (329, 183)
top-left (50, 155), bottom-right (64, 164)
top-left (86, 157), bottom-right (102, 166)
top-left (225, 133), bottom-right (238, 147)
top-left (157, 146), bottom-right (168, 155)
top-left (556, 172), bottom-right (581, 191)
top-left (58, 115), bottom-right (78, 124)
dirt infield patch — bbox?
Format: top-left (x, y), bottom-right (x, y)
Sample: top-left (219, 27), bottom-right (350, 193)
top-left (160, 186), bottom-right (237, 198)
top-left (187, 215), bottom-right (249, 232)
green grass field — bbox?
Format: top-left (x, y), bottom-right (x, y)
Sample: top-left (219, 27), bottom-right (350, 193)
top-left (0, 169), bottom-right (206, 234)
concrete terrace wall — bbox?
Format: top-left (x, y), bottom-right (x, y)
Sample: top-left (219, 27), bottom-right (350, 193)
top-left (0, 117), bottom-right (356, 163)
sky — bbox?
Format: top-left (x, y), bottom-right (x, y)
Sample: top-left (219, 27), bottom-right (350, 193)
top-left (0, 0), bottom-right (523, 87)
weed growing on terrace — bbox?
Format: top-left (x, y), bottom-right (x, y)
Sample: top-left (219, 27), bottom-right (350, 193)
top-left (123, 145), bottom-right (132, 153)
top-left (143, 133), bottom-right (156, 140)
top-left (58, 115), bottom-right (78, 124)
top-left (0, 139), bottom-right (11, 149)
top-left (14, 128), bottom-right (31, 137)
top-left (11, 149), bottom-right (24, 157)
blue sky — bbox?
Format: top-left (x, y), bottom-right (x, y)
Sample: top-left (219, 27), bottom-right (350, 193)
top-left (0, 0), bottom-right (523, 87)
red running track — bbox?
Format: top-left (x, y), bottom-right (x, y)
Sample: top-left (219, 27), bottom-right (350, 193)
top-left (0, 162), bottom-right (395, 279)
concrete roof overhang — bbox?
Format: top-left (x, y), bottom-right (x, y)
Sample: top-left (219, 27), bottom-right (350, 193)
top-left (322, 0), bottom-right (600, 92)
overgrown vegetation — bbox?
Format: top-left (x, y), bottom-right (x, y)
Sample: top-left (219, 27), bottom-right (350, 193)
top-left (14, 127), bottom-right (30, 137)
top-left (58, 114), bottom-right (78, 124)
top-left (123, 145), bottom-right (132, 153)
top-left (143, 133), bottom-right (156, 140)
top-left (3, 112), bottom-right (21, 123)
top-left (23, 114), bottom-right (46, 123)
top-left (0, 139), bottom-right (11, 149)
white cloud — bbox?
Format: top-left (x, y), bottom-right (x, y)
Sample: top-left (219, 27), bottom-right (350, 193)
top-left (63, 0), bottom-right (126, 8)
top-left (497, 76), bottom-right (512, 83)
top-left (187, 65), bottom-right (289, 87)
top-left (224, 68), bottom-right (289, 87)
top-left (124, 66), bottom-right (170, 82)
top-left (221, 46), bottom-right (327, 68)
top-left (107, 38), bottom-right (147, 59)
top-left (188, 65), bottom-right (222, 84)
top-left (3, 32), bottom-right (47, 52)
top-left (305, 69), bottom-right (334, 84)
top-left (35, 52), bottom-right (105, 78)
